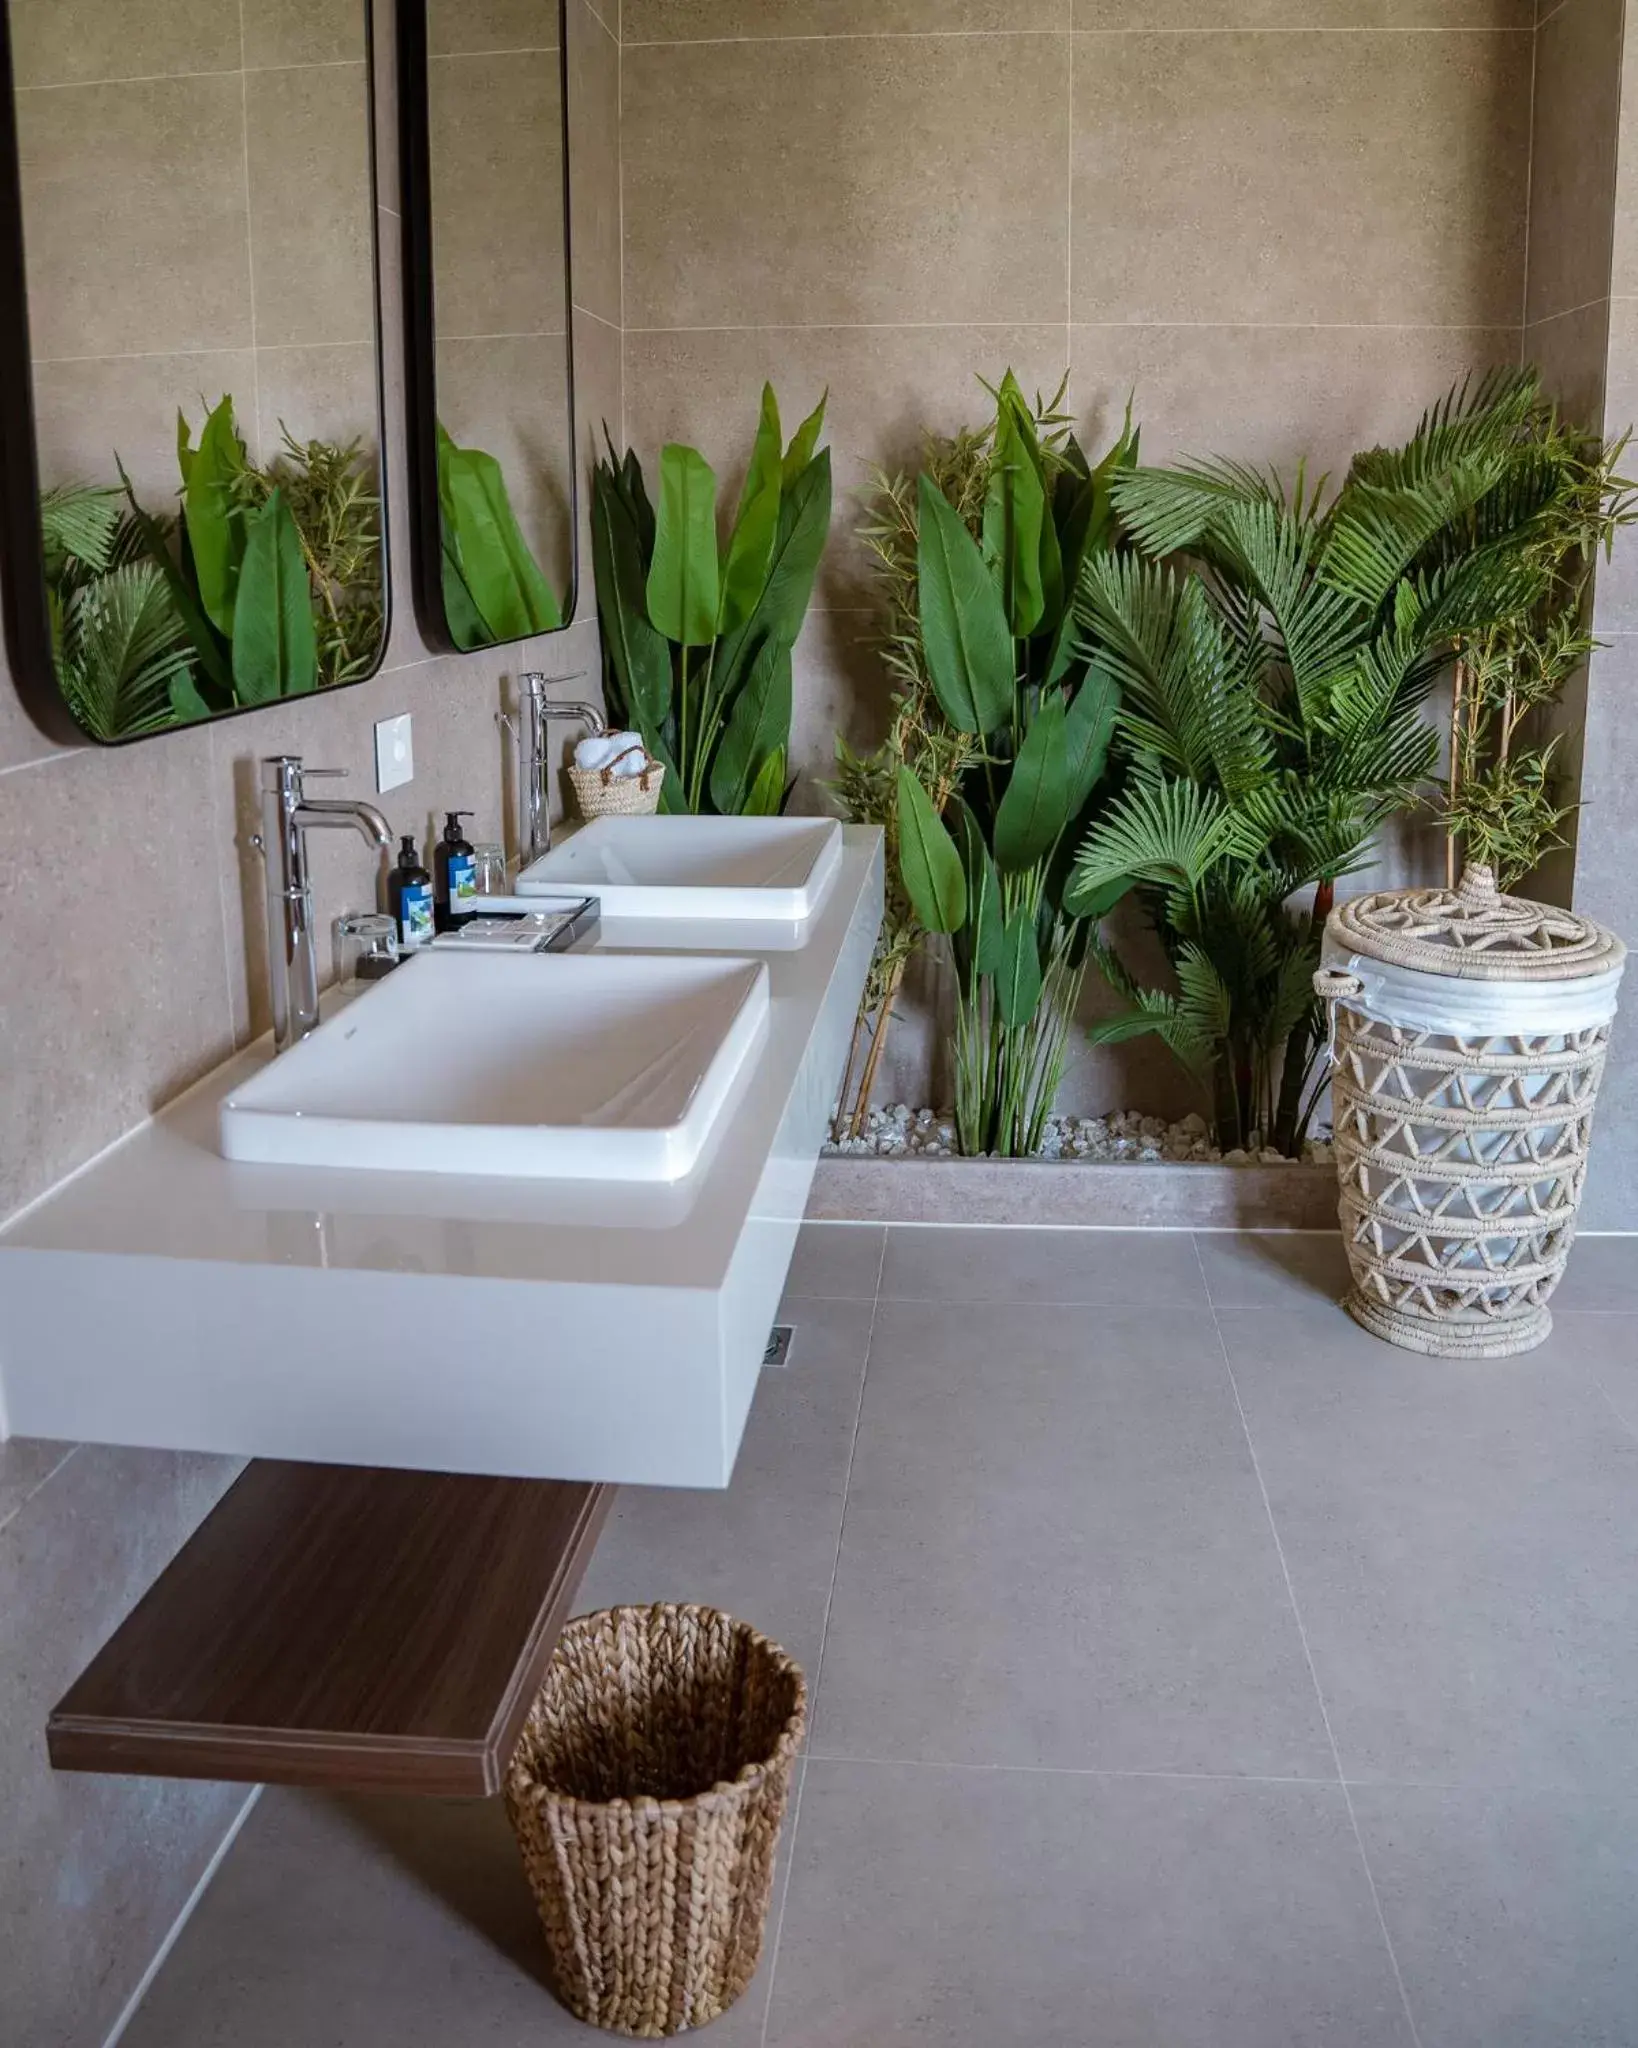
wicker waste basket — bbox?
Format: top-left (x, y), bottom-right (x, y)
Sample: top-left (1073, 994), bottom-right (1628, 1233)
top-left (505, 1604), bottom-right (806, 2038)
top-left (1314, 864), bottom-right (1625, 1358)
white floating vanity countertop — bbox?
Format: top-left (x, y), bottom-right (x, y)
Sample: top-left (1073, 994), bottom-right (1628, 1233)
top-left (0, 828), bottom-right (883, 1489)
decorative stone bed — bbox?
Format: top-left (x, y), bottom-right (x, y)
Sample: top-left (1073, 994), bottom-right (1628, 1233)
top-left (812, 1107), bottom-right (1341, 1229)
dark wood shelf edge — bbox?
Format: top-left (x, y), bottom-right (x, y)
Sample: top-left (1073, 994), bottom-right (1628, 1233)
top-left (47, 1461), bottom-right (613, 1798)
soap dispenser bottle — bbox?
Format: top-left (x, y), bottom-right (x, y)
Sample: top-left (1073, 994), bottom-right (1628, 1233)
top-left (434, 811), bottom-right (477, 931)
top-left (388, 834), bottom-right (434, 950)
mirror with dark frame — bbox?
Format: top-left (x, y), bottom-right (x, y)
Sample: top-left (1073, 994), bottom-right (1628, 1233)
top-left (0, 0), bottom-right (388, 746)
top-left (398, 0), bottom-right (576, 654)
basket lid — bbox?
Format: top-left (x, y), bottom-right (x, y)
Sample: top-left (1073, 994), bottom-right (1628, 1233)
top-left (1324, 864), bottom-right (1626, 983)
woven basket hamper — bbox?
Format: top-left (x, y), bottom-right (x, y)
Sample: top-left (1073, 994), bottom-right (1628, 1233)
top-left (1314, 864), bottom-right (1625, 1358)
top-left (505, 1604), bottom-right (806, 2038)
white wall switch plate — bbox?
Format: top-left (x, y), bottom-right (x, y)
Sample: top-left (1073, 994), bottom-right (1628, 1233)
top-left (375, 714), bottom-right (413, 793)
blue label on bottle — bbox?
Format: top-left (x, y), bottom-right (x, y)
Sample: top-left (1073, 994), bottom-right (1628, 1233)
top-left (450, 852), bottom-right (477, 913)
top-left (400, 883), bottom-right (433, 948)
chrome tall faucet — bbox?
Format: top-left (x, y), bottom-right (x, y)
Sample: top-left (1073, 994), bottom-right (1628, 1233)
top-left (253, 755), bottom-right (392, 1052)
top-left (506, 671), bottom-right (605, 867)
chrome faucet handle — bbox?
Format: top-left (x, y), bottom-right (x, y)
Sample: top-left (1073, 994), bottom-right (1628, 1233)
top-left (301, 767), bottom-right (349, 780)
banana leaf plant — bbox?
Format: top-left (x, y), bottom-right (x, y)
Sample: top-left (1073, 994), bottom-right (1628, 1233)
top-left (438, 425), bottom-right (561, 649)
top-left (591, 384), bottom-right (831, 814)
top-left (891, 374), bottom-right (1140, 1157)
top-left (115, 395), bottom-right (318, 721)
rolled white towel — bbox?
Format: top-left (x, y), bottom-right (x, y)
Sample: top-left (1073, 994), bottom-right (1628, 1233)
top-left (574, 730), bottom-right (641, 773)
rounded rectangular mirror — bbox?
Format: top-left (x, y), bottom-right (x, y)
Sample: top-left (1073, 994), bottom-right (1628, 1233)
top-left (0, 0), bottom-right (390, 746)
top-left (398, 0), bottom-right (577, 653)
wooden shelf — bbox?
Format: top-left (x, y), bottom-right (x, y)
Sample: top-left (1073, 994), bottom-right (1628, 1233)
top-left (48, 1462), bottom-right (612, 1797)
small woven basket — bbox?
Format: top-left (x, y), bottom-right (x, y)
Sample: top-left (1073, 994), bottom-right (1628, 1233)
top-left (569, 744), bottom-right (665, 820)
top-left (505, 1604), bottom-right (806, 2038)
top-left (1315, 865), bottom-right (1625, 1358)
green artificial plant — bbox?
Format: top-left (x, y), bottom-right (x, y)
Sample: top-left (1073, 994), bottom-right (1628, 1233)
top-left (1068, 368), bottom-right (1574, 1156)
top-left (438, 425), bottom-right (562, 649)
top-left (858, 374), bottom-right (1139, 1158)
top-left (591, 384), bottom-right (831, 814)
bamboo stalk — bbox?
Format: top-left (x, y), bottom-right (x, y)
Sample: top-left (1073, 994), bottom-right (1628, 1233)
top-left (848, 958), bottom-right (906, 1139)
top-left (1446, 656), bottom-right (1465, 891)
top-left (831, 1006), bottom-right (869, 1145)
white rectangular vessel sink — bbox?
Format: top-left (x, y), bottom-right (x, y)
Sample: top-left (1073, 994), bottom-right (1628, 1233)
top-left (515, 814), bottom-right (843, 922)
top-left (219, 949), bottom-right (769, 1182)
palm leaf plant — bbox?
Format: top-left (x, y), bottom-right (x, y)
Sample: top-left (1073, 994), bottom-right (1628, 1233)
top-left (591, 384), bottom-right (831, 815)
top-left (42, 484), bottom-right (196, 741)
top-left (1070, 367), bottom-right (1576, 1155)
top-left (860, 373), bottom-right (1139, 1157)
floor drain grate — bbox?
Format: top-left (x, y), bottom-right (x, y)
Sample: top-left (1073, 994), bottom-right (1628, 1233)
top-left (763, 1325), bottom-right (794, 1367)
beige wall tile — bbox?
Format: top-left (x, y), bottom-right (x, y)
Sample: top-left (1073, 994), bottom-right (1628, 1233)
top-left (6, 0), bottom-right (239, 87)
top-left (255, 340), bottom-right (382, 454)
top-left (571, 306), bottom-right (623, 608)
top-left (0, 1447), bottom-right (247, 2048)
top-left (30, 348), bottom-right (257, 505)
top-left (1591, 296), bottom-right (1638, 632)
top-left (1075, 0), bottom-right (1529, 21)
top-left (241, 0), bottom-right (368, 67)
top-left (625, 0), bottom-right (1068, 33)
top-left (436, 333), bottom-right (576, 610)
top-left (569, 0), bottom-right (621, 328)
top-left (622, 35), bottom-right (1071, 328)
top-left (1071, 30), bottom-right (1529, 325)
top-left (17, 75), bottom-right (252, 359)
top-left (1608, 8), bottom-right (1638, 294)
top-left (1070, 320), bottom-right (1519, 482)
top-left (787, 609), bottom-right (892, 816)
top-left (1524, 0), bottom-right (1621, 322)
top-left (427, 0), bottom-right (559, 54)
top-left (1524, 298), bottom-right (1611, 427)
top-left (623, 324), bottom-right (1069, 601)
top-left (587, 0), bottom-right (618, 33)
top-left (428, 51), bottom-right (567, 339)
top-left (245, 62), bottom-right (376, 347)
top-left (0, 725), bottom-right (235, 1220)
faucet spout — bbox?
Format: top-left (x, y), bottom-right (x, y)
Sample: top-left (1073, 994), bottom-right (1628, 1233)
top-left (294, 798), bottom-right (393, 852)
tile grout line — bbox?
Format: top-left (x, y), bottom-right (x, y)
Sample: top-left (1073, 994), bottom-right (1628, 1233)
top-left (624, 318), bottom-right (1523, 336)
top-left (0, 1444), bottom-right (80, 1541)
top-left (1518, 0), bottom-right (1539, 340)
top-left (755, 1238), bottom-right (884, 2048)
top-left (621, 25), bottom-right (1533, 45)
top-left (802, 1750), bottom-right (1343, 1788)
top-left (1190, 1233), bottom-right (1427, 2048)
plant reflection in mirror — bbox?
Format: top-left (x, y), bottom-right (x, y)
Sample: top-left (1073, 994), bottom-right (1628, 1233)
top-left (39, 394), bottom-right (383, 740)
top-left (437, 424), bottom-right (562, 649)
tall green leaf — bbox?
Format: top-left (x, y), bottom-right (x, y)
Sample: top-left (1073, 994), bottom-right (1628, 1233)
top-left (1061, 661), bottom-right (1121, 816)
top-left (712, 448), bottom-right (832, 703)
top-left (781, 388), bottom-right (828, 489)
top-left (591, 461), bottom-right (673, 739)
top-left (916, 473), bottom-right (1013, 737)
top-left (183, 396), bottom-right (248, 639)
top-left (982, 396), bottom-right (1047, 637)
top-left (646, 444), bottom-right (719, 646)
top-left (744, 746), bottom-right (786, 817)
top-left (232, 489), bottom-right (317, 704)
top-left (117, 458), bottom-right (234, 704)
top-left (951, 796), bottom-right (1004, 980)
top-left (995, 907), bottom-right (1044, 1028)
top-left (441, 431), bottom-right (561, 640)
top-left (710, 636), bottom-right (792, 814)
top-left (896, 767), bottom-right (966, 934)
top-left (718, 384), bottom-right (784, 634)
top-left (993, 693), bottom-right (1071, 872)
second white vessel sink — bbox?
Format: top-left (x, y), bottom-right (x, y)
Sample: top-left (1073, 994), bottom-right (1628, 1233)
top-left (515, 814), bottom-right (843, 922)
top-left (219, 948), bottom-right (769, 1182)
